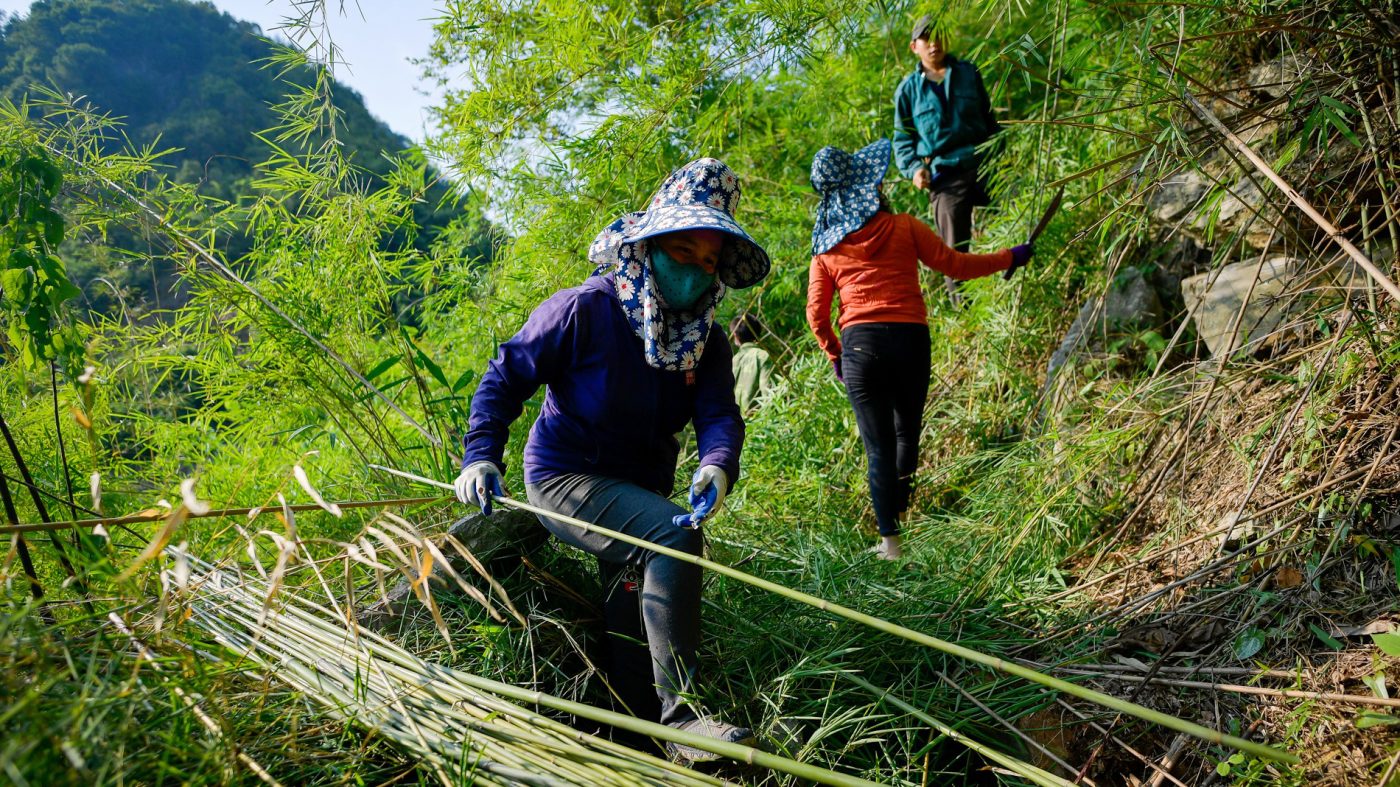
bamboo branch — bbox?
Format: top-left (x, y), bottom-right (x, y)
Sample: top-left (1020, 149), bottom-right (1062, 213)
top-left (1073, 671), bottom-right (1400, 709)
top-left (0, 495), bottom-right (450, 535)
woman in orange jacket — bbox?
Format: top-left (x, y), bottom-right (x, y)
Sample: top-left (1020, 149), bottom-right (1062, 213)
top-left (806, 138), bottom-right (1032, 560)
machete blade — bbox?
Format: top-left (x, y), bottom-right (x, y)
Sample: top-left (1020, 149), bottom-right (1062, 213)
top-left (1004, 187), bottom-right (1065, 280)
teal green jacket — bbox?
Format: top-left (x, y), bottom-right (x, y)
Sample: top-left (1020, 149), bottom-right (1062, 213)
top-left (892, 57), bottom-right (1000, 180)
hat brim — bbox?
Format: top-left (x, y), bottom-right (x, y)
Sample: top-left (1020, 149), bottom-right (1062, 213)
top-left (596, 204), bottom-right (771, 289)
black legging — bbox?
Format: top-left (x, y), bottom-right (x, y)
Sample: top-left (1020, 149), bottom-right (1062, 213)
top-left (841, 323), bottom-right (931, 536)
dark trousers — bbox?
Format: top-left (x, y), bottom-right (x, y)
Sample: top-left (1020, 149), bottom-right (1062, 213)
top-left (841, 323), bottom-right (932, 536)
top-left (526, 473), bottom-right (701, 728)
top-left (928, 167), bottom-right (979, 299)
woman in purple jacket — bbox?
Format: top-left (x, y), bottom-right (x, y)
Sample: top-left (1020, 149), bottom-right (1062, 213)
top-left (454, 158), bottom-right (770, 761)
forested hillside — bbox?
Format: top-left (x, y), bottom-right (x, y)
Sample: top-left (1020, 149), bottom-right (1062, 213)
top-left (1, 0), bottom-right (1398, 785)
top-left (0, 0), bottom-right (493, 318)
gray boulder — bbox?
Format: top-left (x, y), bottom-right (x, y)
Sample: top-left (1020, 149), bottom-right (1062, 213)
top-left (1046, 267), bottom-right (1166, 381)
top-left (1180, 255), bottom-right (1368, 358)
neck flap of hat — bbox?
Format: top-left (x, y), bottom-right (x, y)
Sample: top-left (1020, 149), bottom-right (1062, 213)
top-left (810, 138), bottom-right (892, 256)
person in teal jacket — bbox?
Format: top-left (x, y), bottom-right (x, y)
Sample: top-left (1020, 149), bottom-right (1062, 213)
top-left (893, 15), bottom-right (1002, 301)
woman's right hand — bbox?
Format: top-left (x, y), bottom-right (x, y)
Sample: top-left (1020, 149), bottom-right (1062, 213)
top-left (1004, 243), bottom-right (1035, 279)
top-left (454, 461), bottom-right (506, 516)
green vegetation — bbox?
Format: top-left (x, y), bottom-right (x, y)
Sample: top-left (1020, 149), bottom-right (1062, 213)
top-left (1, 0), bottom-right (1398, 784)
top-left (0, 0), bottom-right (495, 318)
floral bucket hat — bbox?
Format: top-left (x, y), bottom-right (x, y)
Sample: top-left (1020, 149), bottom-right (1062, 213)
top-left (810, 138), bottom-right (892, 256)
top-left (588, 158), bottom-right (770, 289)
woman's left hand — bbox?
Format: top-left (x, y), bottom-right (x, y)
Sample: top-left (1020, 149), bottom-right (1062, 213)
top-left (673, 465), bottom-right (729, 528)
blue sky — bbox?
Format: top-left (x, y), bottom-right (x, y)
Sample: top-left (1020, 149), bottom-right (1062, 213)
top-left (0, 0), bottom-right (446, 143)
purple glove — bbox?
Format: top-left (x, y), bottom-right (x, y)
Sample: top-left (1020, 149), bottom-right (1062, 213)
top-left (832, 357), bottom-right (844, 383)
top-left (1004, 243), bottom-right (1035, 279)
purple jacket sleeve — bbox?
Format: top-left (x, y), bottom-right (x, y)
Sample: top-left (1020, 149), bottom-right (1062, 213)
top-left (691, 327), bottom-right (744, 487)
top-left (461, 290), bottom-right (579, 472)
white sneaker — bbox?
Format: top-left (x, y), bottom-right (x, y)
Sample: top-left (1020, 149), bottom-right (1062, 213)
top-left (666, 717), bottom-right (757, 763)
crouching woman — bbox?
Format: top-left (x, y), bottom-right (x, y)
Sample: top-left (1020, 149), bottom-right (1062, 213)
top-left (454, 158), bottom-right (770, 761)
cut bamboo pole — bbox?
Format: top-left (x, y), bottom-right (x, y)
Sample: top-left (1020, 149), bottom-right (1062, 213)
top-left (1067, 672), bottom-right (1400, 709)
top-left (843, 672), bottom-right (1076, 787)
top-left (178, 553), bottom-right (885, 787)
top-left (371, 465), bottom-right (1300, 765)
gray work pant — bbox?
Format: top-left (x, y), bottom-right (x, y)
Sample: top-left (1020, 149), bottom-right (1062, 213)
top-left (526, 473), bottom-right (702, 727)
top-left (928, 167), bottom-right (979, 299)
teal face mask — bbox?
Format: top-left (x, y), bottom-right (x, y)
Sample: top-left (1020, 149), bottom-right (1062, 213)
top-left (649, 246), bottom-right (717, 310)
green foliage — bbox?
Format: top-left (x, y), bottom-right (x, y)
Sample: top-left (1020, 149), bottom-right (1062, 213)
top-left (0, 122), bottom-right (82, 372)
top-left (0, 0), bottom-right (493, 318)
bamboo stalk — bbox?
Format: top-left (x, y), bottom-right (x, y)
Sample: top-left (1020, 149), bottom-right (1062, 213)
top-left (371, 465), bottom-right (1299, 764)
top-left (842, 672), bottom-right (1076, 787)
top-left (1181, 88), bottom-right (1400, 305)
top-left (179, 554), bottom-right (883, 786)
top-left (0, 495), bottom-right (450, 534)
top-left (1071, 672), bottom-right (1400, 709)
top-left (935, 671), bottom-right (1088, 785)
top-left (43, 142), bottom-right (453, 456)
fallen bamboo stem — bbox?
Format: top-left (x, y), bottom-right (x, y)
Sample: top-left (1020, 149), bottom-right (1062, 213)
top-left (0, 495), bottom-right (450, 535)
top-left (1051, 698), bottom-right (1192, 787)
top-left (935, 671), bottom-right (1089, 785)
top-left (1069, 672), bottom-right (1400, 708)
top-left (1038, 454), bottom-right (1397, 604)
top-left (1147, 735), bottom-right (1190, 787)
top-left (843, 672), bottom-right (1077, 787)
top-left (371, 465), bottom-right (1299, 764)
top-left (1037, 662), bottom-right (1304, 680)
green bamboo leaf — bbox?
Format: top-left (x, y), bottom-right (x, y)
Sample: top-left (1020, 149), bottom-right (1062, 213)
top-left (1320, 106), bottom-right (1361, 147)
top-left (1309, 623), bottom-right (1343, 650)
top-left (415, 348), bottom-right (450, 389)
top-left (363, 354), bottom-right (401, 382)
top-left (451, 368), bottom-right (475, 393)
top-left (1318, 95), bottom-right (1354, 114)
top-left (1373, 632), bottom-right (1400, 657)
top-left (1355, 712), bottom-right (1400, 730)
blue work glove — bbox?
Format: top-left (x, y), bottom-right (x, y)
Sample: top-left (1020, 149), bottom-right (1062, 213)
top-left (454, 461), bottom-right (505, 516)
top-left (832, 357), bottom-right (844, 384)
top-left (671, 465), bottom-right (730, 529)
top-left (1004, 243), bottom-right (1035, 280)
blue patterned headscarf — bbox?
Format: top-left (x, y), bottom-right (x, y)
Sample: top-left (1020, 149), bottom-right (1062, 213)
top-left (810, 138), bottom-right (892, 255)
top-left (588, 158), bottom-right (771, 372)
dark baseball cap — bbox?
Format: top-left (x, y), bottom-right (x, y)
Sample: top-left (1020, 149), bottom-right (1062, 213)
top-left (910, 14), bottom-right (934, 41)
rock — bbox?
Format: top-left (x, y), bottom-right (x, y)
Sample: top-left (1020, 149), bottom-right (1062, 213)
top-left (1188, 175), bottom-right (1287, 251)
top-left (1149, 170), bottom-right (1210, 223)
top-left (1143, 235), bottom-right (1212, 315)
top-left (1246, 54), bottom-right (1315, 100)
top-left (1182, 256), bottom-right (1295, 357)
top-left (1046, 267), bottom-right (1165, 381)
